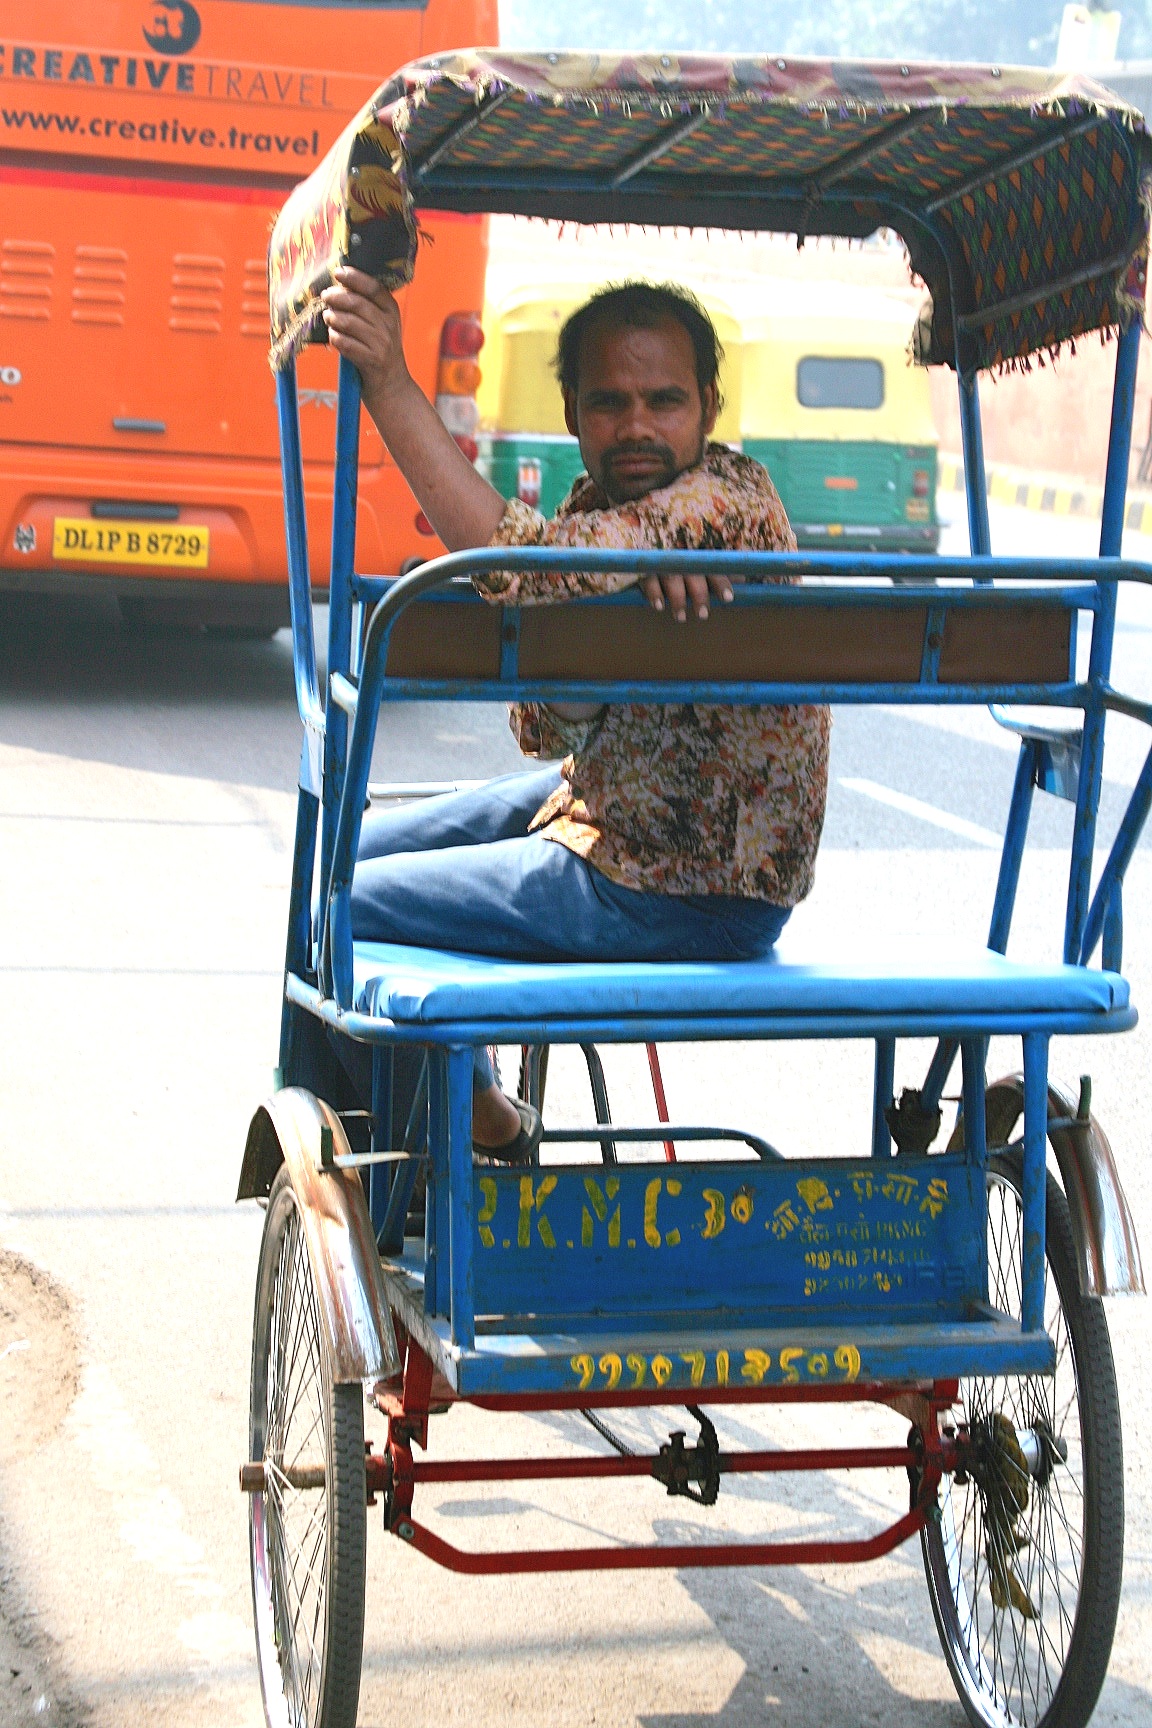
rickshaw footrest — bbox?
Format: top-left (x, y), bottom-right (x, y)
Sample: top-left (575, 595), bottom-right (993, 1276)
top-left (392, 1497), bottom-right (936, 1575)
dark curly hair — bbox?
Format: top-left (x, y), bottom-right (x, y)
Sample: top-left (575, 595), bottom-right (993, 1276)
top-left (555, 281), bottom-right (724, 410)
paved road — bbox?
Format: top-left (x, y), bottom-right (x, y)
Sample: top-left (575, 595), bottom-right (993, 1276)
top-left (0, 505), bottom-right (1149, 1728)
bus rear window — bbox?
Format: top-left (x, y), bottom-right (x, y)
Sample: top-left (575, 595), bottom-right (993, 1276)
top-left (796, 357), bottom-right (885, 410)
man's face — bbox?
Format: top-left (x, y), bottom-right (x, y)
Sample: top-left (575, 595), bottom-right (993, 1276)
top-left (563, 315), bottom-right (718, 504)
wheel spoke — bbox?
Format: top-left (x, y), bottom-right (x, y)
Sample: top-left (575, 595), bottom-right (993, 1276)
top-left (924, 1154), bottom-right (1120, 1728)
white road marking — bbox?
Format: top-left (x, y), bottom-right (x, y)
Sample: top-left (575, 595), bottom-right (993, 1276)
top-left (178, 1610), bottom-right (258, 1664)
top-left (839, 776), bottom-right (1002, 848)
top-left (0, 1199), bottom-right (33, 1259)
top-left (67, 1365), bottom-right (256, 1672)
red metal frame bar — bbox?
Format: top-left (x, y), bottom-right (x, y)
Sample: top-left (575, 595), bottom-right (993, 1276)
top-left (379, 1339), bottom-right (952, 1576)
top-left (645, 1041), bottom-right (677, 1161)
top-left (395, 1496), bottom-right (937, 1576)
top-left (406, 1443), bottom-right (943, 1485)
top-left (466, 1379), bottom-right (960, 1413)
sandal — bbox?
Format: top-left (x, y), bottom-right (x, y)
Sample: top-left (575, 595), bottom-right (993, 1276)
top-left (474, 1098), bottom-right (543, 1166)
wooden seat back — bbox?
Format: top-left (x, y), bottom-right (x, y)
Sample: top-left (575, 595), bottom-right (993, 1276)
top-left (382, 592), bottom-right (1074, 691)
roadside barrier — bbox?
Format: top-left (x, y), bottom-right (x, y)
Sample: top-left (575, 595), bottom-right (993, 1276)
top-left (938, 453), bottom-right (1152, 534)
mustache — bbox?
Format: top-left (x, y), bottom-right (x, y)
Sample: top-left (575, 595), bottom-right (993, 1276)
top-left (602, 440), bottom-right (676, 467)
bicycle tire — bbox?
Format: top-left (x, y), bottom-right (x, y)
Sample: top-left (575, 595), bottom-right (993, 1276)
top-left (249, 1164), bottom-right (367, 1728)
top-left (922, 1150), bottom-right (1124, 1728)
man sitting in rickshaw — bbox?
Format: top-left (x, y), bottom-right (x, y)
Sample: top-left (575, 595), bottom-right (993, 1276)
top-left (320, 268), bottom-right (830, 1160)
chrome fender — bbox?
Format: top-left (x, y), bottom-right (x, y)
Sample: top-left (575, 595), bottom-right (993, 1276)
top-left (238, 1088), bottom-right (401, 1384)
top-left (984, 1075), bottom-right (1145, 1298)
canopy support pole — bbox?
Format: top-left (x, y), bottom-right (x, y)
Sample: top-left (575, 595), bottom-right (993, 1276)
top-left (319, 356), bottom-right (362, 949)
top-left (1064, 318), bottom-right (1141, 961)
top-left (958, 371), bottom-right (992, 561)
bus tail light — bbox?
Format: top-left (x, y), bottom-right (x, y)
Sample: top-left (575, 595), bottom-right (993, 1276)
top-left (436, 312), bottom-right (484, 464)
top-left (912, 468), bottom-right (930, 498)
top-left (439, 314), bottom-right (484, 358)
top-left (438, 358), bottom-right (482, 396)
top-left (517, 458), bottom-right (542, 507)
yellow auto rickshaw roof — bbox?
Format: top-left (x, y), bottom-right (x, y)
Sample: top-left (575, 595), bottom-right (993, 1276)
top-left (269, 48), bottom-right (1151, 377)
top-left (736, 290), bottom-right (936, 441)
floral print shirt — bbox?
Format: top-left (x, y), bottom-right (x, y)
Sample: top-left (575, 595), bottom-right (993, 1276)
top-left (479, 444), bottom-right (830, 905)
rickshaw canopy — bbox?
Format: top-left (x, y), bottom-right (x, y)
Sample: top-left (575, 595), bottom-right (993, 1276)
top-left (268, 48), bottom-right (1152, 377)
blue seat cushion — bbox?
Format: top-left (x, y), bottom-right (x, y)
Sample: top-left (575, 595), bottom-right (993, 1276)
top-left (351, 934), bottom-right (1128, 1026)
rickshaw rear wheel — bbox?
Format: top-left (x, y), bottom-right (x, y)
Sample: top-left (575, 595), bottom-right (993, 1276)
top-left (922, 1151), bottom-right (1123, 1728)
top-left (249, 1164), bottom-right (367, 1728)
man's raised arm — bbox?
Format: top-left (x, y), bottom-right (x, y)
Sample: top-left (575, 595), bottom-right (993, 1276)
top-left (321, 265), bottom-right (508, 552)
top-left (321, 266), bottom-right (749, 625)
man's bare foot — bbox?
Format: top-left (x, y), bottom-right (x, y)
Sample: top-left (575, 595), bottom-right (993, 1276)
top-left (472, 1081), bottom-right (526, 1150)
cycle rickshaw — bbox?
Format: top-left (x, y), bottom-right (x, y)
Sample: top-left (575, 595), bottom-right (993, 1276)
top-left (237, 49), bottom-right (1150, 1728)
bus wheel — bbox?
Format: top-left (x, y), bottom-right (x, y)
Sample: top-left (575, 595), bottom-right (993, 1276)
top-left (205, 592), bottom-right (290, 639)
top-left (118, 595), bottom-right (200, 634)
top-left (205, 622), bottom-right (284, 641)
top-left (119, 591), bottom-right (288, 637)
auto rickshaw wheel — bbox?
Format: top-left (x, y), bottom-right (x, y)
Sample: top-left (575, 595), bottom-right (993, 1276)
top-left (922, 1151), bottom-right (1124, 1728)
top-left (249, 1164), bottom-right (367, 1728)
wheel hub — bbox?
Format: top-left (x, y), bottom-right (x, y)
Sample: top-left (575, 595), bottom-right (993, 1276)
top-left (951, 1410), bottom-right (1070, 1621)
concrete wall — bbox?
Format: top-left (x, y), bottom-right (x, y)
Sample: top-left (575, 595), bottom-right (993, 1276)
top-left (928, 328), bottom-right (1152, 485)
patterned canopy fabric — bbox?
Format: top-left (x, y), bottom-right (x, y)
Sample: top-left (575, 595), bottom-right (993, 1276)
top-left (267, 49), bottom-right (1152, 374)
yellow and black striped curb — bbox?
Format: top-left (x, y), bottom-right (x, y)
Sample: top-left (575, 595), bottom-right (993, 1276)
top-left (938, 453), bottom-right (1152, 534)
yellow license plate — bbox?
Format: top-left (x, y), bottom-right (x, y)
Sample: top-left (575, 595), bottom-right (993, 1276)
top-left (52, 518), bottom-right (209, 568)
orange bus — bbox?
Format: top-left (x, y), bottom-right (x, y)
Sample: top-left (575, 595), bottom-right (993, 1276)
top-left (0, 1), bottom-right (496, 631)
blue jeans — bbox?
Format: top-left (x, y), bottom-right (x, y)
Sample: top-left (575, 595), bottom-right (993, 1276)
top-left (352, 769), bottom-right (790, 1087)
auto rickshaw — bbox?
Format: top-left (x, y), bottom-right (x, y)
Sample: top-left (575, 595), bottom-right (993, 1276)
top-left (740, 291), bottom-right (940, 553)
